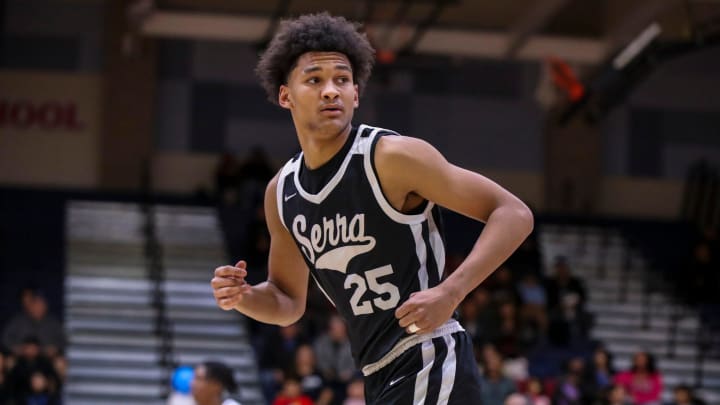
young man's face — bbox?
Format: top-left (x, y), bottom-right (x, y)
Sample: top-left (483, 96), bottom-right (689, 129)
top-left (279, 51), bottom-right (359, 138)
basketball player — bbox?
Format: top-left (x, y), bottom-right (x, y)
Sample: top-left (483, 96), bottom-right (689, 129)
top-left (211, 13), bottom-right (534, 404)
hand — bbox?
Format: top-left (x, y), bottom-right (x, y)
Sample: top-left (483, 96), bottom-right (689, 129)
top-left (212, 260), bottom-right (252, 310)
top-left (395, 285), bottom-right (460, 335)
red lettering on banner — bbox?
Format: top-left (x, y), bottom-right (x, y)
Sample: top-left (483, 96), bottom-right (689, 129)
top-left (0, 100), bottom-right (86, 130)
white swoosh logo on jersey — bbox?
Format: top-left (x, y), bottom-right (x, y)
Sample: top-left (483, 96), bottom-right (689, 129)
top-left (315, 239), bottom-right (376, 273)
top-left (284, 193), bottom-right (297, 202)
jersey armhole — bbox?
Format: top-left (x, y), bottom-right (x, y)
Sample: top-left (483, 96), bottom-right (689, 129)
top-left (362, 129), bottom-right (434, 225)
top-left (276, 157), bottom-right (299, 231)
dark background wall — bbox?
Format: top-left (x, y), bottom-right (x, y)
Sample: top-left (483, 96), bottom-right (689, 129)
top-left (3, 0), bottom-right (719, 180)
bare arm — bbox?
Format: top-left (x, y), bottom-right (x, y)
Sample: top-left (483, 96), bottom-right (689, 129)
top-left (211, 174), bottom-right (309, 326)
top-left (375, 136), bottom-right (534, 334)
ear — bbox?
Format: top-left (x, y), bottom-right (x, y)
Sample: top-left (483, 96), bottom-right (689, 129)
top-left (353, 84), bottom-right (359, 108)
top-left (278, 84), bottom-right (292, 109)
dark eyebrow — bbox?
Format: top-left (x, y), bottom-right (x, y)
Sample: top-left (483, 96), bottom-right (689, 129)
top-left (302, 66), bottom-right (322, 74)
top-left (302, 64), bottom-right (352, 74)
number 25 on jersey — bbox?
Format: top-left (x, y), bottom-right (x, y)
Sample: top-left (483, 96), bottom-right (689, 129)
top-left (344, 265), bottom-right (400, 316)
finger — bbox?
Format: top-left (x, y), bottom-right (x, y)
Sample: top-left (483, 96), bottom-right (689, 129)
top-left (407, 322), bottom-right (421, 334)
top-left (215, 281), bottom-right (252, 297)
top-left (397, 309), bottom-right (424, 328)
top-left (235, 260), bottom-right (247, 269)
top-left (214, 265), bottom-right (247, 279)
top-left (395, 299), bottom-right (417, 319)
top-left (213, 285), bottom-right (244, 299)
top-left (216, 285), bottom-right (251, 310)
top-left (211, 276), bottom-right (246, 290)
top-left (414, 324), bottom-right (433, 335)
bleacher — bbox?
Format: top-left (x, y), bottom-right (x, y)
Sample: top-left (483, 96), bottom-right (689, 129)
top-left (64, 201), bottom-right (263, 404)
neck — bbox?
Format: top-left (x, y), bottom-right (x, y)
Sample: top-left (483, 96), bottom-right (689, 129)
top-left (296, 122), bottom-right (352, 169)
top-left (196, 396), bottom-right (221, 405)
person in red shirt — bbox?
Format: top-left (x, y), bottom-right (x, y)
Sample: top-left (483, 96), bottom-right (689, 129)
top-left (613, 351), bottom-right (663, 405)
top-left (273, 375), bottom-right (313, 405)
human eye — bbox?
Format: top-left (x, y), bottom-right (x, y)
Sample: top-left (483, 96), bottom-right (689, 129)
top-left (307, 77), bottom-right (320, 84)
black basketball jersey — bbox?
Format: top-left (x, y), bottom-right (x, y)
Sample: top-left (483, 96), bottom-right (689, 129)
top-left (277, 124), bottom-right (463, 375)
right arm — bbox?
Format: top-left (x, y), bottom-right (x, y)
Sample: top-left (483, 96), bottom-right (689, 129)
top-left (211, 174), bottom-right (309, 326)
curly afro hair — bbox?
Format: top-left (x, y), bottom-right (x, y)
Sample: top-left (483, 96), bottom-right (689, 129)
top-left (255, 12), bottom-right (376, 105)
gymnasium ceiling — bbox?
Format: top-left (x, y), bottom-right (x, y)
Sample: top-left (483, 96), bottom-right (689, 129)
top-left (140, 0), bottom-right (720, 64)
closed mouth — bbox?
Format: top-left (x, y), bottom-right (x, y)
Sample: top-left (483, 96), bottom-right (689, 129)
top-left (320, 105), bottom-right (343, 112)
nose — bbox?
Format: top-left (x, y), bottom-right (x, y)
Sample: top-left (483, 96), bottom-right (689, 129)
top-left (321, 81), bottom-right (339, 101)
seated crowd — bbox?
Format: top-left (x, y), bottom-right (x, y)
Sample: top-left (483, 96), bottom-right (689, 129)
top-left (1, 207), bottom-right (714, 405)
top-left (0, 287), bottom-right (66, 405)
top-left (248, 231), bottom-right (709, 405)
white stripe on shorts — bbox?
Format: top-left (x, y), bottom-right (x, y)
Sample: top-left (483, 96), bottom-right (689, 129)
top-left (413, 339), bottom-right (435, 405)
top-left (437, 334), bottom-right (457, 405)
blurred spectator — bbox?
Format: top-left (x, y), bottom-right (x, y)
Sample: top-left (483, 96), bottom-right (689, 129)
top-left (487, 266), bottom-right (521, 305)
top-left (505, 392), bottom-right (528, 405)
top-left (495, 300), bottom-right (518, 354)
top-left (468, 287), bottom-right (501, 346)
top-left (544, 256), bottom-right (592, 346)
top-left (237, 146), bottom-right (275, 209)
top-left (523, 376), bottom-right (551, 405)
top-left (313, 315), bottom-right (356, 403)
top-left (516, 272), bottom-right (548, 345)
top-left (665, 384), bottom-right (706, 405)
top-left (613, 351), bottom-right (663, 405)
top-left (25, 370), bottom-right (59, 405)
top-left (168, 365), bottom-right (195, 405)
top-left (287, 344), bottom-right (333, 405)
top-left (215, 153), bottom-right (241, 205)
top-left (552, 356), bottom-right (590, 405)
top-left (584, 346), bottom-right (616, 401)
top-left (593, 384), bottom-right (632, 405)
top-left (0, 350), bottom-right (8, 404)
top-left (4, 337), bottom-right (61, 405)
top-left (505, 231), bottom-right (543, 278)
top-left (258, 323), bottom-right (307, 403)
top-left (191, 360), bottom-right (241, 405)
top-left (479, 346), bottom-right (516, 405)
top-left (682, 239), bottom-right (719, 307)
top-left (342, 378), bottom-right (364, 405)
top-left (2, 288), bottom-right (65, 359)
top-left (272, 375), bottom-right (313, 405)
top-left (494, 300), bottom-right (523, 358)
top-left (459, 297), bottom-right (481, 340)
top-left (503, 354), bottom-right (529, 383)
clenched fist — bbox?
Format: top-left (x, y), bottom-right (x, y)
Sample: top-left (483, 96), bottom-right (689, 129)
top-left (212, 260), bottom-right (252, 310)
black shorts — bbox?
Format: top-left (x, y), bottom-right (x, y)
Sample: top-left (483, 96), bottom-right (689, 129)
top-left (364, 331), bottom-right (483, 405)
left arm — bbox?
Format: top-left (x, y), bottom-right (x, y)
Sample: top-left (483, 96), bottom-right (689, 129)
top-left (375, 136), bottom-right (534, 334)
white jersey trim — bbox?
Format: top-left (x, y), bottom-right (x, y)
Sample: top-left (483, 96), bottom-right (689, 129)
top-left (276, 158), bottom-right (300, 231)
top-left (361, 126), bottom-right (434, 225)
top-left (361, 319), bottom-right (464, 376)
top-left (427, 212), bottom-right (446, 281)
top-left (292, 126), bottom-right (364, 205)
top-left (411, 223), bottom-right (429, 291)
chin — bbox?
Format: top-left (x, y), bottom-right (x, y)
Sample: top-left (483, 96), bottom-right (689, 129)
top-left (316, 118), bottom-right (350, 134)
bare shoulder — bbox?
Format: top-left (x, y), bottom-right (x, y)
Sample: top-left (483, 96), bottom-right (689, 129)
top-left (374, 135), bottom-right (447, 183)
top-left (265, 172), bottom-right (280, 200)
top-left (373, 135), bottom-right (449, 208)
top-left (375, 134), bottom-right (441, 165)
